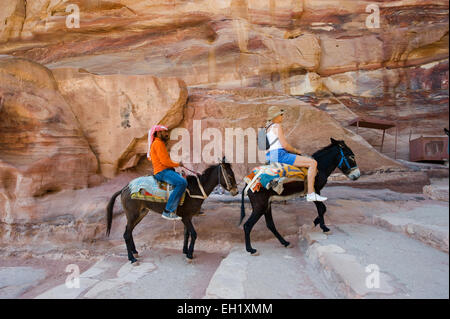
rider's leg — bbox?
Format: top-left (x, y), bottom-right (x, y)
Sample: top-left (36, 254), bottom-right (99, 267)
top-left (293, 155), bottom-right (327, 201)
top-left (293, 155), bottom-right (317, 194)
top-left (155, 169), bottom-right (187, 219)
top-left (163, 169), bottom-right (188, 213)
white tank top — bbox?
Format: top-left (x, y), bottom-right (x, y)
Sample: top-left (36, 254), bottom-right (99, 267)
top-left (266, 123), bottom-right (283, 151)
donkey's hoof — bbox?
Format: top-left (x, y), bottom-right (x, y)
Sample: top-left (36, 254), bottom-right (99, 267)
top-left (323, 229), bottom-right (332, 235)
top-left (250, 250), bottom-right (259, 256)
top-left (133, 253), bottom-right (140, 259)
top-left (284, 242), bottom-right (293, 248)
top-left (131, 260), bottom-right (140, 266)
top-left (313, 218), bottom-right (320, 227)
top-left (185, 257), bottom-right (194, 263)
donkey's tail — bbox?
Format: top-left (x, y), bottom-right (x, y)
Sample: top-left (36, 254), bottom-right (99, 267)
top-left (239, 184), bottom-right (247, 226)
top-left (106, 189), bottom-right (123, 237)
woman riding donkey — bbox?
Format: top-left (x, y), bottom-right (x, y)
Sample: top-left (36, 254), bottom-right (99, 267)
top-left (264, 106), bottom-right (327, 202)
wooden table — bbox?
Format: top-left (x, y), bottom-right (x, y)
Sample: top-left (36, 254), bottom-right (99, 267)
top-left (348, 116), bottom-right (398, 159)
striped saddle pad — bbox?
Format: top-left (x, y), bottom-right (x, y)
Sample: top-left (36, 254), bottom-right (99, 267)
top-left (244, 162), bottom-right (308, 195)
top-left (128, 176), bottom-right (186, 205)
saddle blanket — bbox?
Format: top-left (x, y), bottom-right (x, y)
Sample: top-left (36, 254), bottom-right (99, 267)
top-left (244, 163), bottom-right (308, 195)
top-left (128, 176), bottom-right (186, 205)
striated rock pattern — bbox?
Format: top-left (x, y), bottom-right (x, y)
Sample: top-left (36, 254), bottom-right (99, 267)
top-left (0, 0), bottom-right (447, 93)
top-left (0, 57), bottom-right (98, 225)
top-left (53, 67), bottom-right (188, 178)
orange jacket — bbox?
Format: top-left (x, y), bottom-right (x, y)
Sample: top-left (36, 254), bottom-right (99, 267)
top-left (149, 137), bottom-right (180, 175)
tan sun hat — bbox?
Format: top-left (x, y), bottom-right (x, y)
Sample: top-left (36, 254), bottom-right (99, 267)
top-left (267, 106), bottom-right (285, 122)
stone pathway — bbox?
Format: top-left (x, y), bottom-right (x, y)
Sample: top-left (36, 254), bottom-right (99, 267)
top-left (301, 224), bottom-right (449, 298)
top-left (0, 181), bottom-right (448, 299)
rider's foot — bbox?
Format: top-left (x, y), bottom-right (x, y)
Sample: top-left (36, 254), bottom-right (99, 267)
top-left (162, 210), bottom-right (182, 221)
top-left (306, 192), bottom-right (327, 202)
top-left (197, 211), bottom-right (206, 216)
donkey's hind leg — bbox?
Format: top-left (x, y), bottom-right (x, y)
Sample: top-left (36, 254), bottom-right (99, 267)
top-left (313, 201), bottom-right (330, 233)
top-left (183, 219), bottom-right (197, 260)
top-left (129, 208), bottom-right (150, 259)
top-left (264, 204), bottom-right (290, 248)
top-left (244, 210), bottom-right (264, 255)
top-left (124, 223), bottom-right (138, 264)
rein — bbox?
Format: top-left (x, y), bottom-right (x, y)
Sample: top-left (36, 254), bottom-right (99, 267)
top-left (182, 166), bottom-right (207, 199)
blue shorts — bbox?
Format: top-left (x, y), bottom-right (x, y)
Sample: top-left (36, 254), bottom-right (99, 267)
top-left (266, 148), bottom-right (297, 165)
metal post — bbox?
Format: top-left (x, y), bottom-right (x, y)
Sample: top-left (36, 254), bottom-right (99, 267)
top-left (381, 129), bottom-right (386, 153)
top-left (394, 125), bottom-right (398, 160)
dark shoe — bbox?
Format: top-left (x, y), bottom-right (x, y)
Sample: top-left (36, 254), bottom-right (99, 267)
top-left (162, 210), bottom-right (181, 221)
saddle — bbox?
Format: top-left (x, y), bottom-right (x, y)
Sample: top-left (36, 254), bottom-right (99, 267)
top-left (128, 176), bottom-right (186, 205)
top-left (244, 162), bottom-right (308, 196)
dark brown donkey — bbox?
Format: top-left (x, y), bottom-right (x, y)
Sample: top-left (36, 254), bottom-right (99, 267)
top-left (106, 158), bottom-right (238, 264)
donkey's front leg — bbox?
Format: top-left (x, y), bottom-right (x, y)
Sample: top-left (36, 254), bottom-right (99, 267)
top-left (183, 219), bottom-right (197, 260)
top-left (183, 224), bottom-right (189, 255)
top-left (313, 201), bottom-right (330, 233)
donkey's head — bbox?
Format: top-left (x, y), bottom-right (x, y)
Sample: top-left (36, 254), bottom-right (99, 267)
top-left (218, 156), bottom-right (239, 196)
top-left (330, 138), bottom-right (361, 180)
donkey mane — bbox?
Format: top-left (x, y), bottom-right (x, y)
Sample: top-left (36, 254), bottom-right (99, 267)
top-left (187, 164), bottom-right (219, 185)
top-left (312, 143), bottom-right (336, 158)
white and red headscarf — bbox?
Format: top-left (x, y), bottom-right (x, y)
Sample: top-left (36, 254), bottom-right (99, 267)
top-left (147, 125), bottom-right (168, 159)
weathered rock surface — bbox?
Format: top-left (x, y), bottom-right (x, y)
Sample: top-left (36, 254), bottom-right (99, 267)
top-left (53, 67), bottom-right (188, 178)
top-left (0, 57), bottom-right (98, 226)
top-left (423, 178), bottom-right (449, 202)
top-left (0, 0), bottom-right (447, 96)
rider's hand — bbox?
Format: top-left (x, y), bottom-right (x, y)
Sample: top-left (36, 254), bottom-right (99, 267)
top-left (178, 161), bottom-right (184, 167)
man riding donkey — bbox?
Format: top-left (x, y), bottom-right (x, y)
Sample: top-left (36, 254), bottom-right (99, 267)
top-left (147, 125), bottom-right (187, 220)
top-left (107, 125), bottom-right (238, 264)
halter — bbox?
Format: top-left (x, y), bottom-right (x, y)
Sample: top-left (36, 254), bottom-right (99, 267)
top-left (183, 163), bottom-right (233, 200)
top-left (337, 148), bottom-right (355, 171)
top-left (218, 163), bottom-right (233, 192)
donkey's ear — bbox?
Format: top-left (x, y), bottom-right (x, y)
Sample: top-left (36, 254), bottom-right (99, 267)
top-left (222, 156), bottom-right (227, 163)
top-left (330, 138), bottom-right (338, 144)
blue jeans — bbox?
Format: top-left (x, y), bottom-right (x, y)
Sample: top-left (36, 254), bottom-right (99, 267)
top-left (154, 169), bottom-right (188, 213)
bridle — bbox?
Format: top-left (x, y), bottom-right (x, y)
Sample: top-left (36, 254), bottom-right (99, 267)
top-left (218, 163), bottom-right (233, 192)
top-left (337, 147), bottom-right (357, 173)
top-left (183, 163), bottom-right (233, 200)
